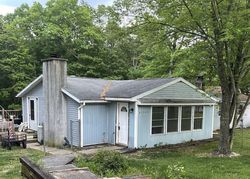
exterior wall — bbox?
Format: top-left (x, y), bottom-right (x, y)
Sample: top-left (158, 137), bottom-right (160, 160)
top-left (82, 102), bottom-right (117, 146)
top-left (214, 104), bottom-right (250, 129)
top-left (137, 105), bottom-right (214, 148)
top-left (213, 105), bottom-right (220, 130)
top-left (143, 82), bottom-right (209, 100)
top-left (82, 104), bottom-right (108, 146)
top-left (242, 104), bottom-right (250, 127)
top-left (22, 82), bottom-right (45, 126)
top-left (128, 103), bottom-right (135, 148)
top-left (22, 97), bottom-right (27, 123)
top-left (66, 96), bottom-right (80, 146)
top-left (107, 102), bottom-right (116, 144)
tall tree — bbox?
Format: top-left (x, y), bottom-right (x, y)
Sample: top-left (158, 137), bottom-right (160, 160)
top-left (120, 0), bottom-right (250, 154)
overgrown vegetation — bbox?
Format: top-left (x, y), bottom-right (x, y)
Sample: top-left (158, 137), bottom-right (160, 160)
top-left (0, 147), bottom-right (44, 179)
top-left (75, 129), bottom-right (250, 178)
top-left (76, 150), bottom-right (129, 177)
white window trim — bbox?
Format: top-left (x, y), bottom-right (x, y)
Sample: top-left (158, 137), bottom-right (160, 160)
top-left (150, 105), bottom-right (205, 135)
top-left (180, 106), bottom-right (193, 132)
top-left (150, 106), bottom-right (165, 135)
top-left (192, 106), bottom-right (204, 131)
top-left (166, 106), bottom-right (180, 134)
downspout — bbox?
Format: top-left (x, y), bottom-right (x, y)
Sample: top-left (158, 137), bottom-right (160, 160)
top-left (78, 102), bottom-right (85, 147)
top-left (134, 100), bottom-right (139, 148)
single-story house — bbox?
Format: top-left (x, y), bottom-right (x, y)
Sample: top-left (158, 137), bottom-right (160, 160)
top-left (16, 57), bottom-right (217, 148)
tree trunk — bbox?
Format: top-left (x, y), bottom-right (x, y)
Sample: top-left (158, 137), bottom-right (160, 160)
top-left (219, 92), bottom-right (231, 154)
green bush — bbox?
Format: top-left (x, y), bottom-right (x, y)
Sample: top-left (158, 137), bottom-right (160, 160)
top-left (92, 150), bottom-right (129, 176)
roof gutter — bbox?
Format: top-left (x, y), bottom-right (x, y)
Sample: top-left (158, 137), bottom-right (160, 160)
top-left (103, 97), bottom-right (136, 102)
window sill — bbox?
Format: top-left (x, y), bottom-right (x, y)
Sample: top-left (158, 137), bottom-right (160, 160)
top-left (150, 129), bottom-right (203, 136)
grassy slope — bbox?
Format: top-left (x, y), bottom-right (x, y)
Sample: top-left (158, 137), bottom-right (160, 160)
top-left (0, 147), bottom-right (44, 179)
top-left (127, 129), bottom-right (250, 179)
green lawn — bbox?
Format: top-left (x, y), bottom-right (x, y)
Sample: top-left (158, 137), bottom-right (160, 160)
top-left (0, 147), bottom-right (44, 179)
top-left (76, 128), bottom-right (250, 179)
top-left (1, 129), bottom-right (250, 178)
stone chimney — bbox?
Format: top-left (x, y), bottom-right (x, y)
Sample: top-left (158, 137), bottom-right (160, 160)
top-left (42, 57), bottom-right (67, 147)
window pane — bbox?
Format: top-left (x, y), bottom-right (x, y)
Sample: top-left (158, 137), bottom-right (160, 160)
top-left (194, 106), bottom-right (203, 118)
top-left (152, 127), bottom-right (164, 134)
top-left (168, 106), bottom-right (178, 119)
top-left (152, 120), bottom-right (164, 127)
top-left (194, 118), bottom-right (202, 129)
top-left (167, 106), bottom-right (178, 132)
top-left (167, 120), bottom-right (178, 132)
top-left (181, 119), bottom-right (191, 131)
top-left (194, 106), bottom-right (203, 129)
top-left (181, 106), bottom-right (191, 131)
top-left (182, 106), bottom-right (191, 118)
top-left (152, 107), bottom-right (164, 134)
top-left (30, 100), bottom-right (35, 121)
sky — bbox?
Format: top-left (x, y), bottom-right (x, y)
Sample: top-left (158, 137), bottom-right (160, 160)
top-left (0, 0), bottom-right (114, 15)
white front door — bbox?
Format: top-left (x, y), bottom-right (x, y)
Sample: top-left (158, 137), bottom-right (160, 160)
top-left (28, 97), bottom-right (38, 131)
top-left (117, 103), bottom-right (129, 146)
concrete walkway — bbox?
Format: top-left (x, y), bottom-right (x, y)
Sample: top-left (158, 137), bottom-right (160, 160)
top-left (27, 142), bottom-right (74, 155)
top-left (27, 142), bottom-right (128, 155)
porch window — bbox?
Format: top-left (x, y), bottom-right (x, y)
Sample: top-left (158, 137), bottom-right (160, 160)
top-left (167, 106), bottom-right (179, 132)
top-left (181, 106), bottom-right (191, 131)
top-left (152, 107), bottom-right (164, 134)
top-left (194, 106), bottom-right (203, 129)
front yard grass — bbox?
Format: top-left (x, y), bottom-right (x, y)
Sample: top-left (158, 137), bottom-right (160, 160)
top-left (0, 147), bottom-right (44, 179)
top-left (76, 128), bottom-right (250, 179)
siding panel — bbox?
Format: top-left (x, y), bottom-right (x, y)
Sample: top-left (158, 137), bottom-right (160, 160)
top-left (107, 102), bottom-right (116, 144)
top-left (143, 82), bottom-right (210, 100)
top-left (22, 82), bottom-right (45, 126)
top-left (83, 104), bottom-right (108, 146)
top-left (66, 96), bottom-right (80, 146)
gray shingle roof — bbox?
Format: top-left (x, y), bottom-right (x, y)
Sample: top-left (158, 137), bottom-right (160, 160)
top-left (64, 77), bottom-right (177, 101)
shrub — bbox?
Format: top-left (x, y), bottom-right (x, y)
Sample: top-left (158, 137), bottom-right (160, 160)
top-left (92, 150), bottom-right (128, 176)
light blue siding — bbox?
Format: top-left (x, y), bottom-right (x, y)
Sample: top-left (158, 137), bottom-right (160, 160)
top-left (66, 96), bottom-right (80, 146)
top-left (107, 102), bottom-right (116, 144)
top-left (22, 82), bottom-right (45, 126)
top-left (128, 103), bottom-right (135, 148)
top-left (137, 105), bottom-right (213, 148)
top-left (22, 97), bottom-right (27, 122)
top-left (83, 104), bottom-right (108, 145)
top-left (143, 82), bottom-right (210, 100)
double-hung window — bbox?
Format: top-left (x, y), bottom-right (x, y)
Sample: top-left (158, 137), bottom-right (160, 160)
top-left (167, 106), bottom-right (179, 132)
top-left (194, 106), bottom-right (203, 129)
top-left (152, 107), bottom-right (164, 134)
top-left (181, 106), bottom-right (192, 131)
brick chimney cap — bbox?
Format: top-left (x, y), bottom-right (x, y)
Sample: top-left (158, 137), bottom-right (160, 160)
top-left (41, 58), bottom-right (68, 62)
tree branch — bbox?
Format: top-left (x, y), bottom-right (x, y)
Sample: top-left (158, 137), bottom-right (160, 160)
top-left (181, 0), bottom-right (214, 40)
